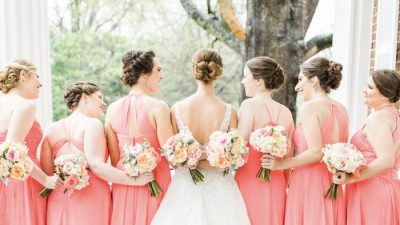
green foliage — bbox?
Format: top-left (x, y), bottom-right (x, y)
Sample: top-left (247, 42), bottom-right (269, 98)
top-left (50, 0), bottom-right (242, 121)
top-left (51, 30), bottom-right (132, 120)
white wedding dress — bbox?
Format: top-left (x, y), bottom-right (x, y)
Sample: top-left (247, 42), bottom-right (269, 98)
top-left (151, 104), bottom-right (250, 225)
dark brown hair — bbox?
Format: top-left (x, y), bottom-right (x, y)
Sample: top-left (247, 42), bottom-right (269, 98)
top-left (64, 81), bottom-right (100, 110)
top-left (300, 57), bottom-right (343, 93)
top-left (0, 59), bottom-right (36, 93)
top-left (246, 56), bottom-right (285, 90)
top-left (121, 50), bottom-right (156, 87)
top-left (371, 69), bottom-right (400, 103)
top-left (192, 48), bottom-right (223, 84)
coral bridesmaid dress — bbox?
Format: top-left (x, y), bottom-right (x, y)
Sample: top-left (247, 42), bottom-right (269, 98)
top-left (235, 105), bottom-right (291, 225)
top-left (346, 107), bottom-right (400, 225)
top-left (46, 119), bottom-right (112, 225)
top-left (284, 104), bottom-right (347, 225)
top-left (0, 122), bottom-right (46, 225)
top-left (111, 94), bottom-right (171, 225)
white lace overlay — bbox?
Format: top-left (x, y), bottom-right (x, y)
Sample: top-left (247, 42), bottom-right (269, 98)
top-left (151, 103), bottom-right (250, 225)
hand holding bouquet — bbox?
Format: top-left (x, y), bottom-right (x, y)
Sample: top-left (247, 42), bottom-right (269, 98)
top-left (322, 143), bottom-right (365, 200)
top-left (40, 153), bottom-right (90, 198)
top-left (207, 129), bottom-right (249, 176)
top-left (162, 129), bottom-right (204, 184)
top-left (0, 142), bottom-right (33, 184)
top-left (249, 125), bottom-right (288, 182)
top-left (123, 139), bottom-right (162, 197)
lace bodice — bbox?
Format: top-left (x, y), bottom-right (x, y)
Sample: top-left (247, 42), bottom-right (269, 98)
top-left (174, 102), bottom-right (232, 151)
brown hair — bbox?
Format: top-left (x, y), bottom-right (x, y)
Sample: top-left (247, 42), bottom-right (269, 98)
top-left (246, 56), bottom-right (285, 90)
top-left (300, 57), bottom-right (343, 93)
top-left (192, 48), bottom-right (223, 83)
top-left (371, 69), bottom-right (400, 103)
top-left (64, 81), bottom-right (100, 110)
top-left (0, 59), bottom-right (36, 93)
top-left (121, 50), bottom-right (156, 87)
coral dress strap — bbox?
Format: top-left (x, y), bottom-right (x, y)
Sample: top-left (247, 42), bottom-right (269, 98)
top-left (51, 119), bottom-right (83, 159)
top-left (264, 102), bottom-right (281, 126)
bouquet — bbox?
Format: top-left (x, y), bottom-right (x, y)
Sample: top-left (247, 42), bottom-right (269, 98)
top-left (207, 129), bottom-right (248, 175)
top-left (322, 143), bottom-right (365, 200)
top-left (40, 153), bottom-right (89, 198)
top-left (162, 129), bottom-right (204, 184)
top-left (123, 139), bottom-right (162, 197)
top-left (249, 125), bottom-right (288, 182)
top-left (0, 142), bottom-right (33, 184)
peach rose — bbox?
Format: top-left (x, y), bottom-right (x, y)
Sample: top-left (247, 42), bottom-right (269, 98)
top-left (64, 176), bottom-right (79, 189)
top-left (10, 163), bottom-right (26, 180)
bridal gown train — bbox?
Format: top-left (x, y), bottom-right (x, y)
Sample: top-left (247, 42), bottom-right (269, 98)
top-left (151, 103), bottom-right (251, 225)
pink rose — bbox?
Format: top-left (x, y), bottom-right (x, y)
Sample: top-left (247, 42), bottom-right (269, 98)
top-left (64, 176), bottom-right (79, 189)
top-left (6, 149), bottom-right (19, 162)
top-left (166, 135), bottom-right (179, 149)
top-left (186, 158), bottom-right (198, 168)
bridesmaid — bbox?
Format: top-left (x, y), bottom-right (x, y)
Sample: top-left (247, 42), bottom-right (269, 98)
top-left (105, 50), bottom-right (173, 225)
top-left (0, 60), bottom-right (60, 225)
top-left (40, 81), bottom-right (154, 225)
top-left (263, 57), bottom-right (347, 225)
top-left (334, 69), bottom-right (400, 225)
top-left (235, 56), bottom-right (294, 225)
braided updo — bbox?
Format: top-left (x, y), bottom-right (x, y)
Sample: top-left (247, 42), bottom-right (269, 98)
top-left (192, 48), bottom-right (223, 84)
top-left (246, 56), bottom-right (285, 90)
top-left (121, 50), bottom-right (156, 87)
top-left (300, 57), bottom-right (343, 93)
top-left (64, 81), bottom-right (100, 110)
top-left (0, 60), bottom-right (36, 93)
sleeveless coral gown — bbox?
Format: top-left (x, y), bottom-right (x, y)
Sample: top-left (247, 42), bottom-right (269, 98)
top-left (46, 119), bottom-right (112, 225)
top-left (346, 107), bottom-right (400, 225)
top-left (111, 94), bottom-right (171, 225)
top-left (0, 121), bottom-right (46, 225)
top-left (285, 104), bottom-right (347, 225)
top-left (235, 105), bottom-right (292, 225)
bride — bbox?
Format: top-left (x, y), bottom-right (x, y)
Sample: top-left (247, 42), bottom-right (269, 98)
top-left (151, 48), bottom-right (250, 225)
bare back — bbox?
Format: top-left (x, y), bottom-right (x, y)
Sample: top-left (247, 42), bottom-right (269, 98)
top-left (172, 94), bottom-right (237, 145)
top-left (298, 97), bottom-right (349, 145)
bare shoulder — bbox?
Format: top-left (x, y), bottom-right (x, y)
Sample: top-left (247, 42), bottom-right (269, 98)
top-left (106, 98), bottom-right (124, 116)
top-left (366, 110), bottom-right (392, 127)
top-left (146, 96), bottom-right (170, 113)
top-left (15, 99), bottom-right (36, 114)
top-left (239, 98), bottom-right (256, 111)
top-left (298, 100), bottom-right (319, 115)
top-left (84, 117), bottom-right (104, 130)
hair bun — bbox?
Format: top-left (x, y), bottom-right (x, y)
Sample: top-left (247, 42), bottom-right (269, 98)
top-left (192, 48), bottom-right (223, 83)
top-left (326, 60), bottom-right (343, 90)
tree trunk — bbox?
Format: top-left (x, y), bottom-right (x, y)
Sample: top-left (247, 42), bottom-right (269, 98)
top-left (245, 0), bottom-right (306, 115)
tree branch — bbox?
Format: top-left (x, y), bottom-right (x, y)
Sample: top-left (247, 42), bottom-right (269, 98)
top-left (303, 33), bottom-right (333, 60)
top-left (180, 0), bottom-right (241, 53)
top-left (218, 0), bottom-right (245, 42)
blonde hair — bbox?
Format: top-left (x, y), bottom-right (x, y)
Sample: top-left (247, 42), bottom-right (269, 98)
top-left (192, 48), bottom-right (223, 83)
top-left (0, 60), bottom-right (36, 93)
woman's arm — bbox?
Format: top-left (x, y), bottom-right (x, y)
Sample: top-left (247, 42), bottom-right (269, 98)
top-left (40, 136), bottom-right (55, 175)
top-left (7, 102), bottom-right (60, 188)
top-left (85, 118), bottom-right (154, 186)
top-left (104, 103), bottom-right (120, 167)
top-left (283, 111), bottom-right (295, 185)
top-left (237, 100), bottom-right (254, 140)
top-left (154, 101), bottom-right (174, 146)
top-left (334, 111), bottom-right (396, 184)
top-left (262, 103), bottom-right (324, 170)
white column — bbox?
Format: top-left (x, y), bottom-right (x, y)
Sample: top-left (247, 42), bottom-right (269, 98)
top-left (0, 0), bottom-right (52, 129)
top-left (331, 0), bottom-right (374, 136)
